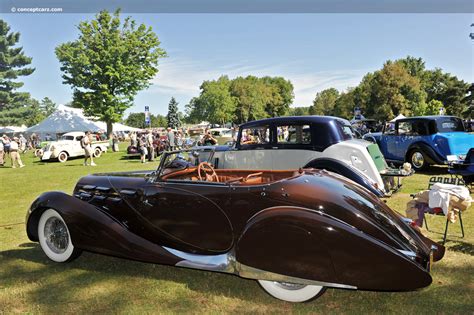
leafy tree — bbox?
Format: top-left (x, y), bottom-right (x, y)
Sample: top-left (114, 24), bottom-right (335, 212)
top-left (289, 106), bottom-right (310, 116)
top-left (332, 89), bottom-right (356, 119)
top-left (55, 10), bottom-right (166, 138)
top-left (309, 88), bottom-right (339, 115)
top-left (40, 97), bottom-right (57, 117)
top-left (25, 98), bottom-right (45, 126)
top-left (125, 112), bottom-right (169, 128)
top-left (425, 99), bottom-right (443, 115)
top-left (0, 19), bottom-right (35, 124)
top-left (261, 76), bottom-right (294, 117)
top-left (167, 97), bottom-right (181, 128)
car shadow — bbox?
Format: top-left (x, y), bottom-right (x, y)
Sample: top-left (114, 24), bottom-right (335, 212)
top-left (1, 244), bottom-right (473, 312)
top-left (445, 240), bottom-right (474, 256)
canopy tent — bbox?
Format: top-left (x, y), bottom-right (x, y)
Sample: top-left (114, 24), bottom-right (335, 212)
top-left (26, 104), bottom-right (142, 134)
top-left (390, 114), bottom-right (406, 122)
top-left (0, 125), bottom-right (27, 134)
top-left (26, 104), bottom-right (99, 134)
top-left (95, 121), bottom-right (142, 132)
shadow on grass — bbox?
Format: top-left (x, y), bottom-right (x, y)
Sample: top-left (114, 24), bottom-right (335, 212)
top-left (416, 165), bottom-right (449, 176)
top-left (446, 240), bottom-right (474, 256)
top-left (1, 244), bottom-right (473, 313)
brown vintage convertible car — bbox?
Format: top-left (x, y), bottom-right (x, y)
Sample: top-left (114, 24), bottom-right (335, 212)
top-left (26, 148), bottom-right (444, 302)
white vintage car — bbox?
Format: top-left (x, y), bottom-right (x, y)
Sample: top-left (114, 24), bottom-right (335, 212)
top-left (39, 131), bottom-right (109, 163)
top-left (206, 116), bottom-right (411, 197)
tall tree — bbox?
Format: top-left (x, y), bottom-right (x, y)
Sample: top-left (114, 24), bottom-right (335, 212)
top-left (0, 19), bottom-right (35, 124)
top-left (40, 97), bottom-right (57, 116)
top-left (25, 98), bottom-right (44, 126)
top-left (309, 88), bottom-right (340, 116)
top-left (167, 97), bottom-right (181, 128)
top-left (55, 10), bottom-right (166, 137)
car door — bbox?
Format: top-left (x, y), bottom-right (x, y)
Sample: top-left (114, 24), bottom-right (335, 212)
top-left (380, 123), bottom-right (400, 161)
top-left (395, 120), bottom-right (417, 160)
top-left (223, 124), bottom-right (274, 170)
top-left (271, 122), bottom-right (316, 169)
top-left (137, 179), bottom-right (233, 253)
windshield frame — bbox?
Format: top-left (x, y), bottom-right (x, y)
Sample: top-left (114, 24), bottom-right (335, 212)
top-left (155, 147), bottom-right (216, 181)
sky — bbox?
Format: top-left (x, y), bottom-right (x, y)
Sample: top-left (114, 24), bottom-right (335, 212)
top-left (2, 13), bottom-right (473, 117)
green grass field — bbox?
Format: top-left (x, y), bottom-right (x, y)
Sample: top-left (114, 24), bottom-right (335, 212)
top-left (0, 145), bottom-right (473, 314)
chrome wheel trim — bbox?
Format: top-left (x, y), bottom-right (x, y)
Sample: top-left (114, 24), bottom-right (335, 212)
top-left (411, 151), bottom-right (424, 169)
top-left (44, 217), bottom-right (69, 254)
top-left (273, 281), bottom-right (307, 291)
top-left (58, 152), bottom-right (67, 162)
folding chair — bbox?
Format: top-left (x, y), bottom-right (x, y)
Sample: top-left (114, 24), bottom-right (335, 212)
top-left (448, 148), bottom-right (474, 192)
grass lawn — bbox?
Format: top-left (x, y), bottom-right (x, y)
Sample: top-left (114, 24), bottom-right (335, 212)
top-left (0, 145), bottom-right (473, 314)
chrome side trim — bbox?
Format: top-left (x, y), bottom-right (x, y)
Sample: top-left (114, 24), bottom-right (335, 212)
top-left (163, 247), bottom-right (235, 273)
top-left (397, 249), bottom-right (417, 259)
top-left (163, 247), bottom-right (357, 289)
top-left (236, 263), bottom-right (357, 289)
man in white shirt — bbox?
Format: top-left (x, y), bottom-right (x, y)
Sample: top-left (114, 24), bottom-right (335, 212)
top-left (82, 131), bottom-right (96, 166)
top-left (9, 137), bottom-right (25, 168)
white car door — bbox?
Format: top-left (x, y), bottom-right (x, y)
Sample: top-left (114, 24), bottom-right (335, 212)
top-left (222, 124), bottom-right (273, 170)
top-left (271, 123), bottom-right (320, 169)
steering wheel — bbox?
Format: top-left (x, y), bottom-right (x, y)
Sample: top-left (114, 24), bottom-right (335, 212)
top-left (197, 162), bottom-right (219, 182)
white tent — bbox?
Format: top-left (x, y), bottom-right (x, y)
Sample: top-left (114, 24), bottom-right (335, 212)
top-left (26, 104), bottom-right (100, 134)
top-left (0, 125), bottom-right (27, 134)
top-left (26, 104), bottom-right (142, 134)
top-left (390, 114), bottom-right (406, 122)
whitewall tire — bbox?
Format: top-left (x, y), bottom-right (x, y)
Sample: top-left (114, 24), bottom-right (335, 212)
top-left (258, 280), bottom-right (326, 303)
top-left (57, 151), bottom-right (68, 163)
top-left (93, 148), bottom-right (102, 158)
top-left (38, 209), bottom-right (81, 262)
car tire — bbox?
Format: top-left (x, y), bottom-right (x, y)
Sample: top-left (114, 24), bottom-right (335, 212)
top-left (34, 149), bottom-right (43, 157)
top-left (37, 209), bottom-right (81, 263)
top-left (258, 280), bottom-right (326, 302)
top-left (408, 149), bottom-right (429, 171)
top-left (57, 151), bottom-right (68, 163)
top-left (93, 148), bottom-right (102, 158)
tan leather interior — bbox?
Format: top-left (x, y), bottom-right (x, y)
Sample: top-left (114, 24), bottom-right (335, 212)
top-left (162, 167), bottom-right (300, 185)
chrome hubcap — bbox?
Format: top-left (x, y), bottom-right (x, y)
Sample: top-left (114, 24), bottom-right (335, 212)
top-left (273, 281), bottom-right (306, 291)
top-left (44, 217), bottom-right (69, 254)
top-left (411, 152), bottom-right (424, 168)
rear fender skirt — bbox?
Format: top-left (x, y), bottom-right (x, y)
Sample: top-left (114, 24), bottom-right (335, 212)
top-left (236, 206), bottom-right (432, 291)
top-left (407, 142), bottom-right (445, 164)
top-left (27, 191), bottom-right (181, 265)
top-left (304, 158), bottom-right (384, 197)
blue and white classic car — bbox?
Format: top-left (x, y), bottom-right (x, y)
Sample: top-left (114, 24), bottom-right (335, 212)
top-left (363, 116), bottom-right (474, 170)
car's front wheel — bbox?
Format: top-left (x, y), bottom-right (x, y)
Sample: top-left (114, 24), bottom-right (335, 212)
top-left (408, 149), bottom-right (429, 171)
top-left (57, 151), bottom-right (68, 163)
top-left (258, 280), bottom-right (326, 302)
top-left (37, 209), bottom-right (81, 262)
top-left (93, 147), bottom-right (102, 158)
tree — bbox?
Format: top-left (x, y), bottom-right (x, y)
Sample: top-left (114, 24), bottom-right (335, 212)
top-left (40, 97), bottom-right (57, 117)
top-left (309, 88), bottom-right (339, 115)
top-left (55, 10), bottom-right (166, 138)
top-left (261, 76), bottom-right (294, 117)
top-left (167, 97), bottom-right (181, 128)
top-left (25, 98), bottom-right (45, 126)
top-left (425, 99), bottom-right (443, 115)
top-left (0, 19), bottom-right (35, 124)
top-left (289, 106), bottom-right (310, 116)
top-left (332, 89), bottom-right (356, 119)
top-left (125, 112), bottom-right (169, 128)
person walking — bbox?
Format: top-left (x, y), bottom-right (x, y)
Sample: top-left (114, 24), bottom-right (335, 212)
top-left (167, 127), bottom-right (175, 151)
top-left (19, 134), bottom-right (27, 153)
top-left (146, 130), bottom-right (155, 161)
top-left (0, 137), bottom-right (4, 166)
top-left (138, 134), bottom-right (148, 163)
top-left (82, 131), bottom-right (96, 166)
top-left (9, 137), bottom-right (25, 168)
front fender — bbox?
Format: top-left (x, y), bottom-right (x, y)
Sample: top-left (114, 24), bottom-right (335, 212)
top-left (304, 158), bottom-right (384, 197)
top-left (236, 206), bottom-right (432, 291)
top-left (26, 191), bottom-right (180, 265)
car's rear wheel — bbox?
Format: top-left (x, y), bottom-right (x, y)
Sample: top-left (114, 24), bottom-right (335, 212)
top-left (258, 280), bottom-right (326, 302)
top-left (93, 148), bottom-right (102, 158)
top-left (408, 149), bottom-right (429, 171)
top-left (37, 209), bottom-right (81, 262)
top-left (57, 151), bottom-right (68, 163)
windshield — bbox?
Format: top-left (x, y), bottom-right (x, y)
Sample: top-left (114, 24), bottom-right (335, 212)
top-left (335, 120), bottom-right (356, 140)
top-left (158, 149), bottom-right (214, 178)
top-left (435, 117), bottom-right (465, 132)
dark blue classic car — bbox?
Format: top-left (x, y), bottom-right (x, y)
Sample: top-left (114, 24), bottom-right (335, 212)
top-left (363, 116), bottom-right (474, 170)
